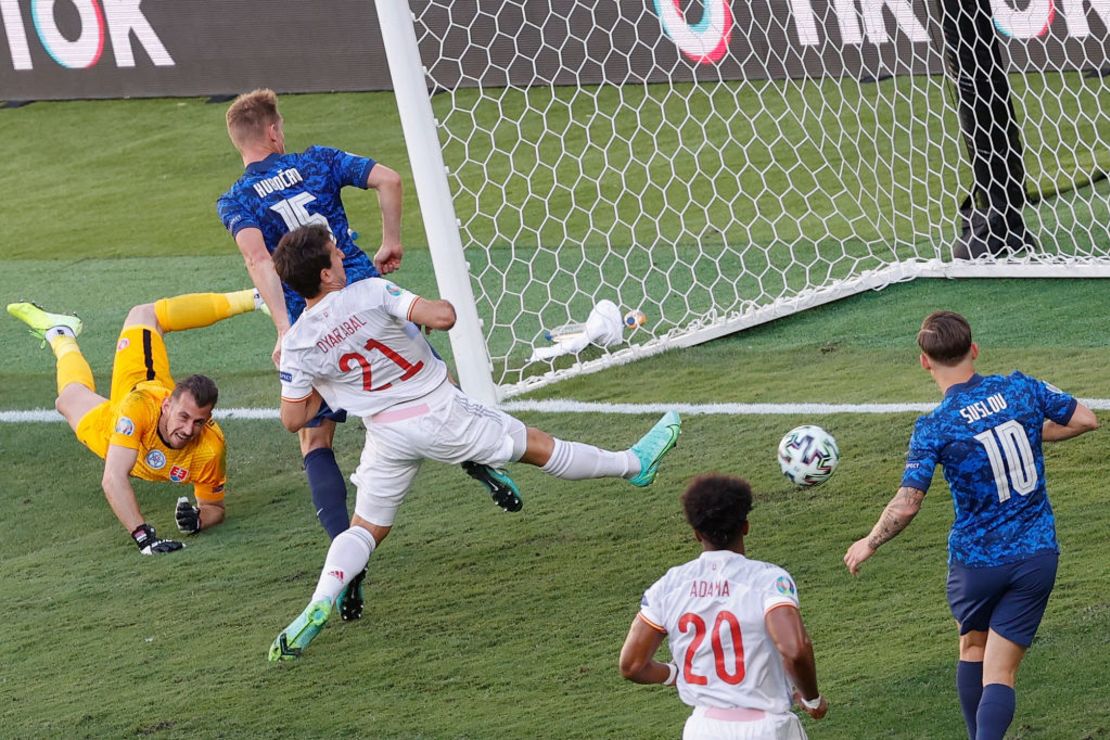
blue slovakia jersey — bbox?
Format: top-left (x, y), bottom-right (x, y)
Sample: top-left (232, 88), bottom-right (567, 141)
top-left (217, 146), bottom-right (379, 322)
top-left (901, 372), bottom-right (1077, 568)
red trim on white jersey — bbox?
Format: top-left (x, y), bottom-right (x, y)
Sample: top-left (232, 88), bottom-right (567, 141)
top-left (637, 612), bottom-right (667, 634)
top-left (762, 601), bottom-right (799, 617)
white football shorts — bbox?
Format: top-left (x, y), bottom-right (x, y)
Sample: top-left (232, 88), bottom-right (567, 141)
top-left (351, 381), bottom-right (526, 526)
top-left (682, 707), bottom-right (807, 740)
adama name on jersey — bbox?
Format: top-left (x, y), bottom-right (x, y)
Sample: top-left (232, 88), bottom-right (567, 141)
top-left (958, 392), bottom-right (1008, 424)
top-left (315, 314), bottom-right (368, 354)
top-left (688, 579), bottom-right (732, 598)
top-left (252, 168), bottom-right (305, 198)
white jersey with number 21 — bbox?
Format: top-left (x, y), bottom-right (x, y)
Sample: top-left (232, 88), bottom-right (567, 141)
top-left (279, 278), bottom-right (448, 418)
top-left (638, 550), bottom-right (801, 713)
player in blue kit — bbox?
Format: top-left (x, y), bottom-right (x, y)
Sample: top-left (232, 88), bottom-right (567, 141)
top-left (218, 90), bottom-right (521, 619)
top-left (844, 311), bottom-right (1097, 740)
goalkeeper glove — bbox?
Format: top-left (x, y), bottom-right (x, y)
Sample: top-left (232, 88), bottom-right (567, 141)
top-left (175, 496), bottom-right (202, 534)
top-left (131, 523), bottom-right (184, 555)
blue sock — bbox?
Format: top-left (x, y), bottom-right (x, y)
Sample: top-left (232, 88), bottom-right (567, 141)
top-left (956, 661), bottom-right (984, 739)
top-left (975, 683), bottom-right (1016, 740)
top-left (303, 448), bottom-right (350, 539)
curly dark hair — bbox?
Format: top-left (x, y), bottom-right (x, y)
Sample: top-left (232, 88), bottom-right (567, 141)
top-left (681, 474), bottom-right (753, 549)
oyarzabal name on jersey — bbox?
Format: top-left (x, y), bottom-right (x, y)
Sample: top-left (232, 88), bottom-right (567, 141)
top-left (315, 315), bottom-right (368, 354)
top-left (253, 168), bottom-right (304, 198)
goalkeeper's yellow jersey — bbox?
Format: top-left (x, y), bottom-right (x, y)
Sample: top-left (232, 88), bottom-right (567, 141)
top-left (75, 381), bottom-right (227, 504)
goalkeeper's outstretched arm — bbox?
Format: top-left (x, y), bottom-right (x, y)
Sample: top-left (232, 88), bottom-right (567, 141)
top-left (103, 445), bottom-right (184, 555)
top-left (102, 445), bottom-right (146, 533)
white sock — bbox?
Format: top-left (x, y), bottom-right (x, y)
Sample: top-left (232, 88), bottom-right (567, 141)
top-left (540, 438), bottom-right (638, 480)
top-left (49, 325), bottom-right (75, 339)
top-left (310, 526), bottom-right (376, 605)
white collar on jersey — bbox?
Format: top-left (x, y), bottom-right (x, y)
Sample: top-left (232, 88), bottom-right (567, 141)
top-left (698, 549), bottom-right (746, 561)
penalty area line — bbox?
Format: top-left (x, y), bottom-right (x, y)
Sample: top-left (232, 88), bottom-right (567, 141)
top-left (4, 398), bottom-right (1110, 423)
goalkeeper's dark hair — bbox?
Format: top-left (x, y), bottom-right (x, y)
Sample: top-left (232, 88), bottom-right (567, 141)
top-left (917, 310), bottom-right (973, 366)
top-left (273, 224), bottom-right (333, 299)
top-left (681, 474), bottom-right (753, 549)
top-left (172, 374), bottom-right (219, 409)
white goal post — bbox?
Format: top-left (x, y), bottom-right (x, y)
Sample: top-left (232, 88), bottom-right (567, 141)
top-left (375, 0), bottom-right (1110, 405)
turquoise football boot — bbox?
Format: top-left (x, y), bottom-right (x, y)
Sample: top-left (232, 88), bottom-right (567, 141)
top-left (268, 599), bottom-right (333, 662)
top-left (627, 411), bottom-right (682, 487)
top-left (462, 461), bottom-right (523, 512)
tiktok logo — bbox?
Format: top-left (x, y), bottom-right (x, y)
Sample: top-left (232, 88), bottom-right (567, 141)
top-left (991, 0), bottom-right (1055, 38)
top-left (31, 0), bottom-right (103, 68)
top-left (652, 0), bottom-right (733, 64)
top-left (1, 0), bottom-right (174, 70)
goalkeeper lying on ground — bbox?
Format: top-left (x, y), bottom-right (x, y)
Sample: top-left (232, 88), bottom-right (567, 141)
top-left (8, 290), bottom-right (267, 555)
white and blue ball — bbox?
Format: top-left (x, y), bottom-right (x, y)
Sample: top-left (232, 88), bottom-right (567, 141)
top-left (624, 309), bottom-right (647, 329)
top-left (777, 425), bottom-right (840, 487)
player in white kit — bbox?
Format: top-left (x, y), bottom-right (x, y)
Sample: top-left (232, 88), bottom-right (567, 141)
top-left (620, 474), bottom-right (827, 739)
top-left (265, 224), bottom-right (683, 660)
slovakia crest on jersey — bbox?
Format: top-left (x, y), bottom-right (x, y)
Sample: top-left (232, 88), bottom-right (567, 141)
top-left (146, 450), bottom-right (167, 470)
top-left (169, 465), bottom-right (189, 483)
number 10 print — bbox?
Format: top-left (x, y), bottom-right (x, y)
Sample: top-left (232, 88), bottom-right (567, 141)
top-left (974, 420), bottom-right (1038, 503)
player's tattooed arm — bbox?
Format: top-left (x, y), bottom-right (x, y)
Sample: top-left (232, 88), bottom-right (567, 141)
top-left (866, 486), bottom-right (925, 550)
top-left (845, 486), bottom-right (925, 574)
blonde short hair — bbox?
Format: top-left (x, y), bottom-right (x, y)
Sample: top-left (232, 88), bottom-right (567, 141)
top-left (226, 88), bottom-right (281, 149)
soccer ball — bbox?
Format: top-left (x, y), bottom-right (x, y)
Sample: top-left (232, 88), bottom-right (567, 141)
top-left (777, 425), bottom-right (840, 487)
top-left (624, 309), bottom-right (647, 329)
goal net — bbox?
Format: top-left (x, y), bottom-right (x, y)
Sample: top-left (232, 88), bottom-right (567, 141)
top-left (378, 0), bottom-right (1110, 400)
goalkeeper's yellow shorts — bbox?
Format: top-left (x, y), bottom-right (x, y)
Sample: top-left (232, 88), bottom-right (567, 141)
top-left (74, 324), bottom-right (174, 456)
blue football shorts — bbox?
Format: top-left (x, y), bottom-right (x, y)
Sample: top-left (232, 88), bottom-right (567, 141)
top-left (946, 550), bottom-right (1058, 647)
top-left (304, 398), bottom-right (348, 428)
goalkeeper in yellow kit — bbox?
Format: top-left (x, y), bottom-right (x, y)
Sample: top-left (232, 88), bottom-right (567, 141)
top-left (8, 289), bottom-right (266, 555)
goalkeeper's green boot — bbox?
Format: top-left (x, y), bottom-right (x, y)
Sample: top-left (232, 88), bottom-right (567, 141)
top-left (627, 411), bottom-right (682, 488)
top-left (268, 599), bottom-right (332, 662)
top-left (7, 302), bottom-right (84, 346)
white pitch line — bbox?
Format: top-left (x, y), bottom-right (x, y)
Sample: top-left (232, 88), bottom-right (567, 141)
top-left (4, 398), bottom-right (1110, 423)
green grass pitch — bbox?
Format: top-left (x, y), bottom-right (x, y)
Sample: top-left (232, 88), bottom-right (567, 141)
top-left (1, 92), bottom-right (1108, 738)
